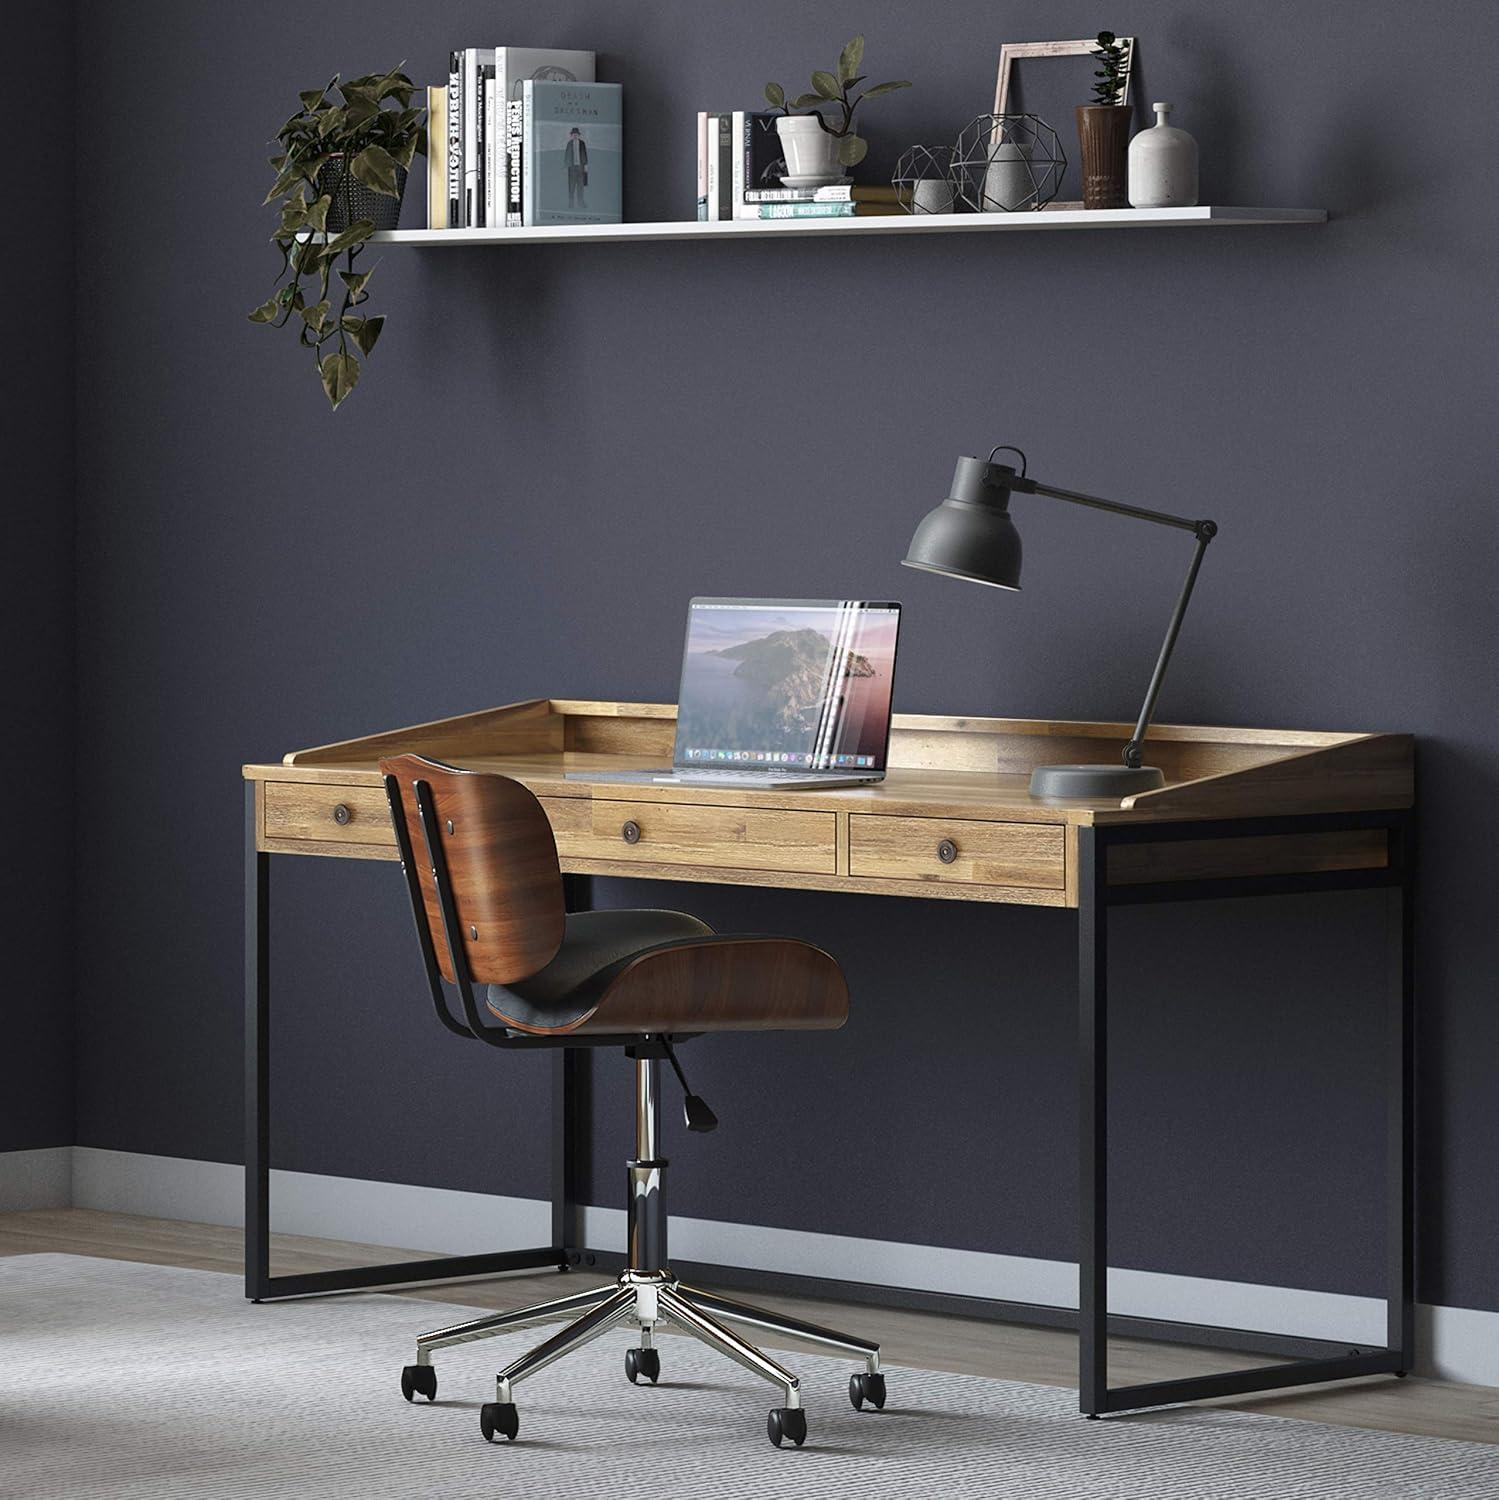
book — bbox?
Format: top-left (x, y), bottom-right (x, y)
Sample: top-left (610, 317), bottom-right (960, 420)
top-left (708, 113), bottom-right (733, 221)
top-left (744, 184), bottom-right (909, 204)
top-left (506, 98), bottom-right (524, 226)
top-left (757, 201), bottom-right (905, 218)
top-left (696, 112), bottom-right (709, 221)
top-left (426, 86), bottom-right (448, 229)
top-left (446, 53), bottom-right (463, 226)
top-left (461, 48), bottom-right (495, 228)
top-left (815, 184), bottom-right (904, 202)
top-left (705, 113), bottom-right (721, 221)
top-left (732, 111), bottom-right (786, 218)
top-left (483, 76), bottom-right (499, 227)
top-left (497, 48), bottom-right (598, 229)
top-left (522, 80), bottom-right (622, 226)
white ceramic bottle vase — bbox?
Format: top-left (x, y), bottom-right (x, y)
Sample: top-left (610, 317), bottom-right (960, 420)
top-left (1128, 102), bottom-right (1199, 207)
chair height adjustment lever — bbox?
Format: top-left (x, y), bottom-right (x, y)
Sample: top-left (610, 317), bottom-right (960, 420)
top-left (661, 1038), bottom-right (718, 1133)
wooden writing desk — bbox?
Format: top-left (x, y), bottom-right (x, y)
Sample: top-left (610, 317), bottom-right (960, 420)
top-left (243, 699), bottom-right (1415, 1415)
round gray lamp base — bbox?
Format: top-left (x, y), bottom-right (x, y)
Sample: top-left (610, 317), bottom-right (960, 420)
top-left (1029, 764), bottom-right (1166, 799)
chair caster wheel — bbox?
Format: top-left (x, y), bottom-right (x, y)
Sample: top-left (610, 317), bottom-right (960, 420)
top-left (400, 1364), bottom-right (437, 1403)
top-left (767, 1406), bottom-right (807, 1448)
top-left (625, 1347), bottom-right (660, 1384)
top-left (480, 1402), bottom-right (519, 1443)
top-left (849, 1371), bottom-right (887, 1410)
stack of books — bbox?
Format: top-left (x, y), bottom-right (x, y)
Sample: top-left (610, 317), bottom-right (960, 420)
top-left (695, 110), bottom-right (907, 221)
top-left (745, 185), bottom-right (907, 219)
top-left (426, 47), bottom-right (622, 229)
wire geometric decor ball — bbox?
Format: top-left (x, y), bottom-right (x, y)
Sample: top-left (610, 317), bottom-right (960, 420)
top-left (892, 144), bottom-right (958, 215)
top-left (952, 114), bottom-right (1066, 212)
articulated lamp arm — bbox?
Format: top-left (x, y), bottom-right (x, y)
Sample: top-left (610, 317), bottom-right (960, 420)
top-left (995, 447), bottom-right (1218, 770)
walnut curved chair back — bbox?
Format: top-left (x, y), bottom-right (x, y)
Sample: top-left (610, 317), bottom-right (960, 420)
top-left (381, 753), bottom-right (565, 986)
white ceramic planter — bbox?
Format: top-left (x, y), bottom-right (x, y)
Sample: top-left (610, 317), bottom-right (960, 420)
top-left (1128, 102), bottom-right (1199, 208)
top-left (775, 115), bottom-right (844, 187)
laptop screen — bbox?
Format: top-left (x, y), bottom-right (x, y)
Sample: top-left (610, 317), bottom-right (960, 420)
top-left (671, 599), bottom-right (901, 772)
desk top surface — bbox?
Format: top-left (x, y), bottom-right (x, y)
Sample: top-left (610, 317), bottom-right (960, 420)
top-left (243, 698), bottom-right (1413, 827)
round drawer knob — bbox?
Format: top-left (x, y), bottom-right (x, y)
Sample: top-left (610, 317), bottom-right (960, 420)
top-left (621, 820), bottom-right (641, 845)
top-left (332, 803), bottom-right (352, 826)
top-left (936, 838), bottom-right (958, 865)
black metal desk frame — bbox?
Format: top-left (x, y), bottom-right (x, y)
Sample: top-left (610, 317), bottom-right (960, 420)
top-left (246, 788), bottom-right (1414, 1416)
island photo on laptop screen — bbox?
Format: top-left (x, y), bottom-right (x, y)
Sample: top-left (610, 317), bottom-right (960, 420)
top-left (674, 600), bottom-right (900, 770)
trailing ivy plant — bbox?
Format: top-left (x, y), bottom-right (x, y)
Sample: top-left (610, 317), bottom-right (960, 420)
top-left (764, 35), bottom-right (910, 168)
top-left (1088, 32), bottom-right (1131, 107)
top-left (248, 67), bottom-right (424, 410)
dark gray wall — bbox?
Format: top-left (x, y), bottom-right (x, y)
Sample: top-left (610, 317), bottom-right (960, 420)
top-left (2, 6), bottom-right (76, 1153)
top-left (72, 1), bottom-right (1496, 1311)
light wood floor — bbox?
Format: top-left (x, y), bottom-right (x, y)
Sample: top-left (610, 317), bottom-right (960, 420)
top-left (3, 1208), bottom-right (1494, 1445)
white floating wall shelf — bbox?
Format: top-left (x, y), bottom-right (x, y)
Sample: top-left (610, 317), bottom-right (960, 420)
top-left (369, 206), bottom-right (1327, 248)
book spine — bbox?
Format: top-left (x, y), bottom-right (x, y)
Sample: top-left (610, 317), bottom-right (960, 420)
top-left (716, 113), bottom-right (733, 221)
top-left (483, 76), bottom-right (498, 227)
top-left (758, 202), bottom-right (857, 218)
top-left (426, 86), bottom-right (448, 229)
top-left (696, 112), bottom-right (709, 221)
top-left (812, 185), bottom-right (903, 202)
top-left (447, 53), bottom-right (463, 226)
top-left (462, 48), bottom-right (480, 228)
top-left (522, 81), bottom-right (534, 227)
top-left (744, 187), bottom-right (817, 203)
top-left (731, 110), bottom-right (748, 219)
top-left (506, 97), bottom-right (523, 227)
top-left (705, 113), bottom-right (720, 221)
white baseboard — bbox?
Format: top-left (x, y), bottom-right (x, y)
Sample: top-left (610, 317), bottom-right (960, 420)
top-left (0, 1146), bottom-right (72, 1211)
top-left (57, 1147), bottom-right (1499, 1388)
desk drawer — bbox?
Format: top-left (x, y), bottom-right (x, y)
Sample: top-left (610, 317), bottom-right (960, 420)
top-left (262, 782), bottom-right (396, 846)
top-left (849, 815), bottom-right (1064, 889)
top-left (540, 798), bottom-right (837, 875)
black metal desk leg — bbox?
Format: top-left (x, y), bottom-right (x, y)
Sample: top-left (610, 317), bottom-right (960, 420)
top-left (1078, 824), bottom-right (1109, 1416)
top-left (1388, 812), bottom-right (1416, 1365)
top-left (245, 785), bottom-right (271, 1301)
top-left (554, 876), bottom-right (595, 1262)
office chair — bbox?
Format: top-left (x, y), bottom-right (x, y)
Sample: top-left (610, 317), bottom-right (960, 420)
top-left (381, 754), bottom-right (885, 1449)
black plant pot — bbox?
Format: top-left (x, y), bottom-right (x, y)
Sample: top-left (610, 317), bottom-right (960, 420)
top-left (318, 157), bottom-right (408, 232)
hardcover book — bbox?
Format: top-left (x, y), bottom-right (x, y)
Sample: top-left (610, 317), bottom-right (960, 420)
top-left (461, 48), bottom-right (495, 228)
top-left (427, 85), bottom-right (448, 229)
top-left (523, 81), bottom-right (622, 226)
top-left (696, 111), bottom-right (709, 221)
top-left (497, 47), bottom-right (597, 229)
top-left (757, 201), bottom-right (903, 218)
top-left (732, 110), bottom-right (786, 218)
top-left (446, 53), bottom-right (463, 226)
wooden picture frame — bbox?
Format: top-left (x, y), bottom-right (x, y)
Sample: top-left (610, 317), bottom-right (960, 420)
top-left (993, 38), bottom-right (1136, 211)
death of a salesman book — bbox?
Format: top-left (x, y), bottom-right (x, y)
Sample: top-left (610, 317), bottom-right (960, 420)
top-left (522, 81), bottom-right (622, 226)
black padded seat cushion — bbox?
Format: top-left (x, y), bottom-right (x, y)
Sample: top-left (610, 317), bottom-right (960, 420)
top-left (487, 908), bottom-right (714, 1032)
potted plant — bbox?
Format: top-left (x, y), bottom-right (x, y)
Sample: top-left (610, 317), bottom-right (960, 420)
top-left (1075, 32), bottom-right (1132, 209)
top-left (248, 67), bottom-right (424, 410)
top-left (765, 36), bottom-right (910, 186)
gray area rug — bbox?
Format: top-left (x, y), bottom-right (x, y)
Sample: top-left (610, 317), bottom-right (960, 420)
top-left (1, 1255), bottom-right (1493, 1499)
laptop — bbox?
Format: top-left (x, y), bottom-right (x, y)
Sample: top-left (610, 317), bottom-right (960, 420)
top-left (566, 597), bottom-right (902, 790)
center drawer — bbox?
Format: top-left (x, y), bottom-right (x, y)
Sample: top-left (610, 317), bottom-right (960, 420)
top-left (849, 814), bottom-right (1065, 889)
top-left (540, 798), bottom-right (837, 875)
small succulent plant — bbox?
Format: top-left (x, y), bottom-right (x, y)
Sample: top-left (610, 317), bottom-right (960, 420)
top-left (764, 35), bottom-right (910, 168)
top-left (1088, 32), bottom-right (1131, 107)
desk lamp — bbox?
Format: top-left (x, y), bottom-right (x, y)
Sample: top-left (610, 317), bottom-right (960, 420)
top-left (901, 446), bottom-right (1218, 799)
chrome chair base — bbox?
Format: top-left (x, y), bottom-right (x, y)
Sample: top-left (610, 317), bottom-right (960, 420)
top-left (400, 1052), bottom-right (885, 1448)
top-left (404, 1268), bottom-right (883, 1447)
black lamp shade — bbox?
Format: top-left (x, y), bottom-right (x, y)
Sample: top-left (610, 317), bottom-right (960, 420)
top-left (901, 456), bottom-right (1024, 591)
